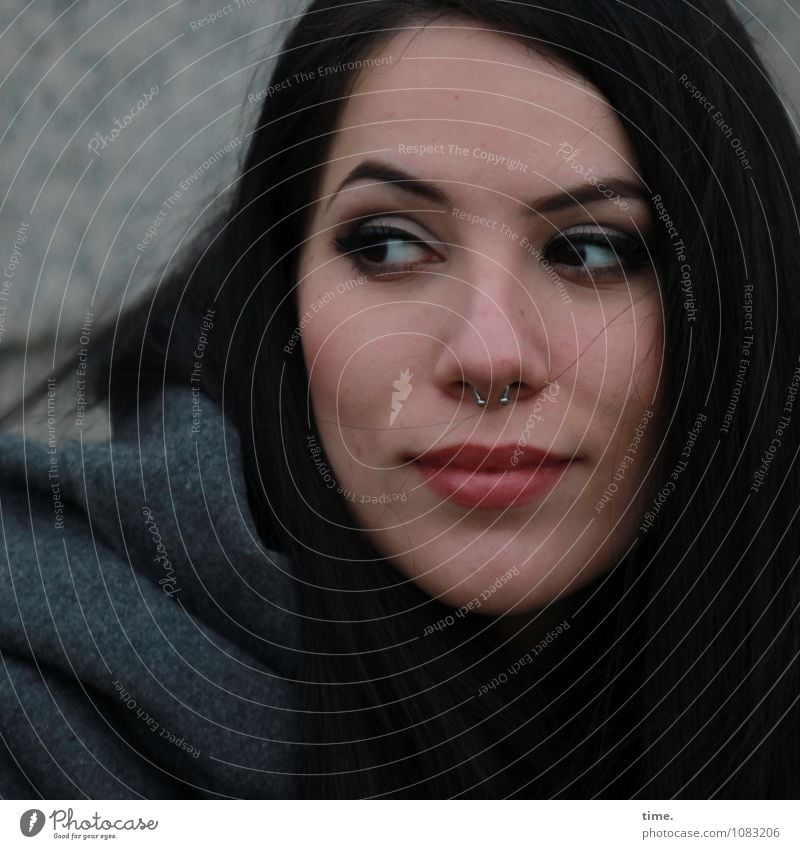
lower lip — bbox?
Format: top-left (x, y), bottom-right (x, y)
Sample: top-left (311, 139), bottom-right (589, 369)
top-left (413, 460), bottom-right (571, 509)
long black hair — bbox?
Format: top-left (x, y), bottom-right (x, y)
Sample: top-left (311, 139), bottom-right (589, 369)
top-left (16, 0), bottom-right (800, 797)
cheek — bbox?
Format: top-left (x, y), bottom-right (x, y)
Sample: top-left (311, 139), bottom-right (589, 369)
top-left (579, 299), bottom-right (662, 413)
top-left (298, 279), bottom-right (414, 432)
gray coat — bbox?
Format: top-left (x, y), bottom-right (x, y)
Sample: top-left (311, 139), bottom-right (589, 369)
top-left (0, 386), bottom-right (300, 798)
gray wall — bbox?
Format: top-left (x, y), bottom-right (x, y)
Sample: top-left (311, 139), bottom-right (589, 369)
top-left (0, 0), bottom-right (295, 434)
top-left (0, 0), bottom-right (798, 434)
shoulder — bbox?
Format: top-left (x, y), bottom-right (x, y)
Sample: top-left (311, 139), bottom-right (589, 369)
top-left (0, 386), bottom-right (300, 798)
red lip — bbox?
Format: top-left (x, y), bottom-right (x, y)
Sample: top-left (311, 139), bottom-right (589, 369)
top-left (412, 443), bottom-right (573, 509)
top-left (415, 443), bottom-right (570, 470)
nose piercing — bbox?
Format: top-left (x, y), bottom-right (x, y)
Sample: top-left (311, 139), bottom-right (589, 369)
top-left (471, 384), bottom-right (512, 407)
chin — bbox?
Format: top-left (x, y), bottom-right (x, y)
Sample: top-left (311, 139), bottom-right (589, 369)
top-left (387, 547), bottom-right (595, 615)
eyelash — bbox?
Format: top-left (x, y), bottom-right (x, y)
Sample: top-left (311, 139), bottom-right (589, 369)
top-left (331, 218), bottom-right (651, 284)
top-left (332, 221), bottom-right (443, 278)
top-left (546, 225), bottom-right (651, 282)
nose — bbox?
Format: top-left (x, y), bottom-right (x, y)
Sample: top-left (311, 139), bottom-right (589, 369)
top-left (432, 264), bottom-right (552, 410)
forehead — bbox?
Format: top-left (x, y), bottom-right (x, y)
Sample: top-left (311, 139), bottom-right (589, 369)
top-left (324, 21), bottom-right (636, 176)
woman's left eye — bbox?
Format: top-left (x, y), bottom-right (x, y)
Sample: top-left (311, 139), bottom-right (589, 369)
top-left (332, 217), bottom-right (443, 276)
top-left (544, 225), bottom-right (650, 281)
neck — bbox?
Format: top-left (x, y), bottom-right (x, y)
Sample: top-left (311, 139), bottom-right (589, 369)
top-left (487, 571), bottom-right (609, 654)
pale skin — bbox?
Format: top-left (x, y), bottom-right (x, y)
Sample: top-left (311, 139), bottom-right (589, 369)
top-left (295, 20), bottom-right (663, 646)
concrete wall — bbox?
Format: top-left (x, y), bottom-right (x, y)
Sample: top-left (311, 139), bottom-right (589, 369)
top-left (0, 0), bottom-right (295, 433)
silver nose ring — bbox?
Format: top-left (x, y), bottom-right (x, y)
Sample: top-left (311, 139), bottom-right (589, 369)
top-left (472, 385), bottom-right (512, 407)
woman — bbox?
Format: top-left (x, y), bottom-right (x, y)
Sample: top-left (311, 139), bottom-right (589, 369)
top-left (1, 0), bottom-right (798, 799)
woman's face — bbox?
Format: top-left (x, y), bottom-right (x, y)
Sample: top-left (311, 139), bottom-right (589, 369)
top-left (296, 22), bottom-right (663, 616)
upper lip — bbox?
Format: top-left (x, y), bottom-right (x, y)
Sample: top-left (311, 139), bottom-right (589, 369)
top-left (413, 443), bottom-right (572, 471)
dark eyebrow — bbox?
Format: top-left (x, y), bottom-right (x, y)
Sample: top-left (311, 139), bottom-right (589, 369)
top-left (324, 158), bottom-right (649, 216)
top-left (528, 180), bottom-right (649, 215)
top-left (325, 160), bottom-right (450, 211)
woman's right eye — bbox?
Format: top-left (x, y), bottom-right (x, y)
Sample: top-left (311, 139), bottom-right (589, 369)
top-left (331, 217), bottom-right (444, 277)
